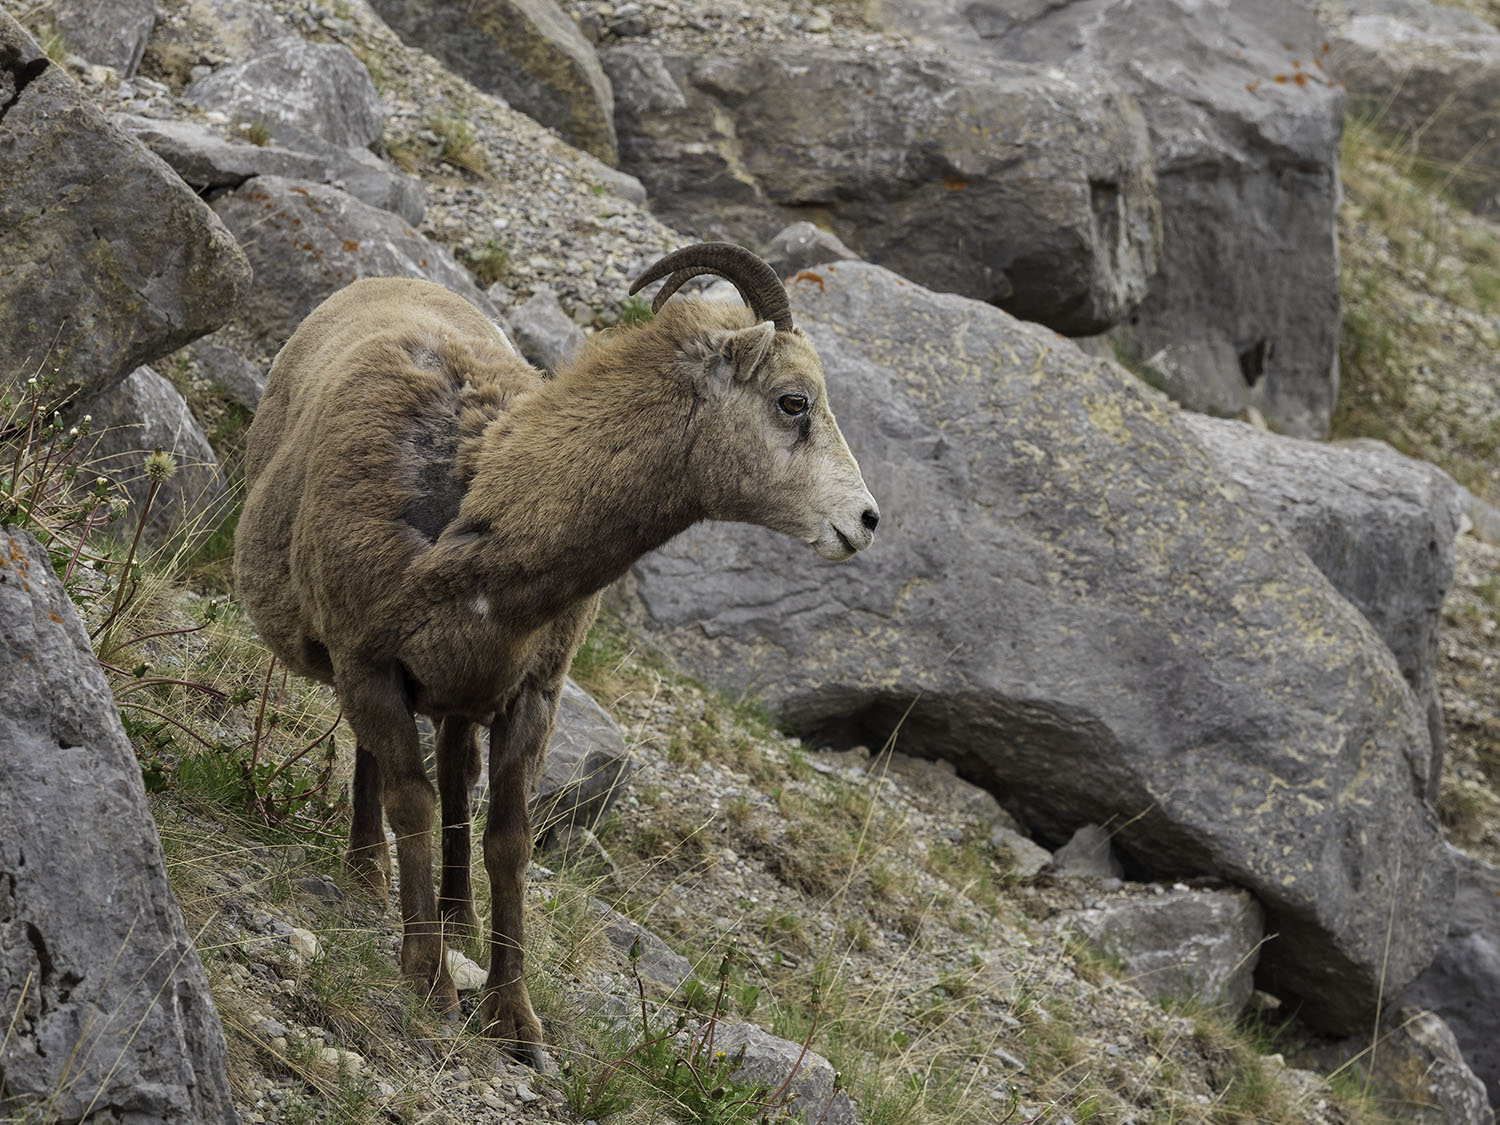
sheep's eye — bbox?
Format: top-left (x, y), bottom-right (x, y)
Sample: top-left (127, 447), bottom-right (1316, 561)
top-left (777, 393), bottom-right (809, 416)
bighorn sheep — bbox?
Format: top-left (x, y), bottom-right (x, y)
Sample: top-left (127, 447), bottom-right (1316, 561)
top-left (233, 244), bottom-right (878, 1063)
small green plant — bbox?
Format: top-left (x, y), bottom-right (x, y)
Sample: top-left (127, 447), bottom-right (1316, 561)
top-left (566, 942), bottom-right (840, 1124)
top-left (462, 239), bottom-right (510, 287)
top-left (611, 297), bottom-right (654, 328)
top-left (1112, 340), bottom-right (1168, 393)
top-left (243, 116), bottom-right (272, 147)
top-left (431, 112), bottom-right (485, 174)
top-left (1, 370), bottom-right (115, 551)
top-left (42, 26), bottom-right (66, 62)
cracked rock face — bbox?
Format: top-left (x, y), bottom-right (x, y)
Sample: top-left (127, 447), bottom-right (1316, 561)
top-left (52, 0), bottom-right (158, 77)
top-left (604, 41), bottom-right (1161, 336)
top-left (620, 260), bottom-right (1449, 1035)
top-left (368, 0), bottom-right (619, 164)
top-left (208, 175), bottom-right (499, 364)
top-left (0, 527), bottom-right (236, 1124)
top-left (871, 0), bottom-right (1345, 438)
top-left (185, 36), bottom-right (384, 150)
top-left (1180, 415), bottom-right (1464, 793)
top-left (0, 12), bottom-right (251, 409)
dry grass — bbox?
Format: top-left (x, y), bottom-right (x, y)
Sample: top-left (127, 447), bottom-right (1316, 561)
top-left (1334, 111), bottom-right (1500, 502)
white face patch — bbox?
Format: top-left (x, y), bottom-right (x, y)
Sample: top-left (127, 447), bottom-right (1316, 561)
top-left (470, 595), bottom-right (490, 617)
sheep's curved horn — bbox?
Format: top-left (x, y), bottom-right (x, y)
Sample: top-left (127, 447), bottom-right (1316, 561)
top-left (629, 243), bottom-right (793, 332)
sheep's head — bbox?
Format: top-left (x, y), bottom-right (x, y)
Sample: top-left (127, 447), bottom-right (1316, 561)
top-left (632, 243), bottom-right (879, 561)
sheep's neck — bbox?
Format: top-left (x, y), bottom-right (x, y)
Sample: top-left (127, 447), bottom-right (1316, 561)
top-left (455, 374), bottom-right (702, 622)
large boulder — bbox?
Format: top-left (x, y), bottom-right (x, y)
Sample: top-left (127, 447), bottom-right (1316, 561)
top-left (1070, 887), bottom-right (1265, 1016)
top-left (208, 175), bottom-right (499, 363)
top-left (762, 221), bottom-right (860, 277)
top-left (871, 0), bottom-right (1344, 437)
top-left (0, 14), bottom-right (251, 409)
top-left (604, 42), bottom-right (1160, 335)
top-left (1299, 1003), bottom-right (1494, 1125)
top-left (1404, 849), bottom-right (1500, 1106)
top-left (80, 366), bottom-right (230, 543)
top-left (53, 0), bottom-right (157, 77)
top-left (1180, 415), bottom-right (1462, 789)
top-left (0, 527), bottom-right (235, 1123)
top-left (185, 38), bottom-right (383, 150)
top-left (712, 1023), bottom-right (855, 1125)
top-left (619, 261), bottom-right (1448, 1034)
top-left (1322, 0), bottom-right (1500, 214)
top-left (504, 288), bottom-right (586, 373)
top-left (528, 679), bottom-right (634, 843)
top-left (368, 0), bottom-right (618, 164)
top-left (114, 113), bottom-right (426, 225)
top-left (143, 0), bottom-right (290, 78)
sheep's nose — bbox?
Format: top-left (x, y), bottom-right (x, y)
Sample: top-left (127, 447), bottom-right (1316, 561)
top-left (861, 508), bottom-right (880, 532)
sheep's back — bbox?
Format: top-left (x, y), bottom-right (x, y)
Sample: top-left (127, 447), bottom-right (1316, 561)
top-left (235, 278), bottom-right (540, 670)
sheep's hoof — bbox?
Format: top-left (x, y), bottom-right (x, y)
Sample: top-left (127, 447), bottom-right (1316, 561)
top-left (479, 989), bottom-right (549, 1071)
top-left (409, 960), bottom-right (461, 1018)
top-left (344, 849), bottom-right (391, 905)
top-left (428, 977), bottom-right (462, 1020)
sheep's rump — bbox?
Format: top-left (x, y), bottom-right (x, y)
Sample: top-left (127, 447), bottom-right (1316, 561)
top-left (234, 278), bottom-right (540, 680)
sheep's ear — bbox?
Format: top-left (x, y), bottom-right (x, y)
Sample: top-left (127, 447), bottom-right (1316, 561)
top-left (697, 322), bottom-right (776, 396)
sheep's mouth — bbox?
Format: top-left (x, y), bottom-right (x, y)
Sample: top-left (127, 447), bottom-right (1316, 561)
top-left (812, 523), bottom-right (861, 561)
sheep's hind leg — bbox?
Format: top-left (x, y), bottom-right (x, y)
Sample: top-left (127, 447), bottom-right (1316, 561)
top-left (436, 718), bottom-right (482, 940)
top-left (345, 745), bottom-right (392, 903)
top-left (479, 679), bottom-right (560, 1069)
top-left (338, 663), bottom-right (458, 1016)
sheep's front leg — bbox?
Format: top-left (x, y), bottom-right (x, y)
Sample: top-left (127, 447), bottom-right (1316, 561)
top-left (479, 678), bottom-right (560, 1067)
top-left (436, 718), bottom-right (482, 939)
top-left (338, 663), bottom-right (458, 1015)
top-left (346, 746), bottom-right (391, 901)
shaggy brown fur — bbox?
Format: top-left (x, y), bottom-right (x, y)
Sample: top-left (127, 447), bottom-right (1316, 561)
top-left (234, 270), bottom-right (876, 1064)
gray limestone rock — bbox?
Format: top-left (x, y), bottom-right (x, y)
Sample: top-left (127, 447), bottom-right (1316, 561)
top-left (186, 37), bottom-right (383, 150)
top-left (0, 526), bottom-right (235, 1123)
top-left (208, 175), bottom-right (499, 364)
top-left (594, 902), bottom-right (691, 989)
top-left (872, 0), bottom-right (1344, 437)
top-left (763, 222), bottom-right (860, 277)
top-left (143, 0), bottom-right (291, 77)
top-left (529, 679), bottom-right (634, 843)
top-left (1051, 825), bottom-right (1124, 881)
top-left (1404, 849), bottom-right (1500, 1106)
top-left (1301, 1002), bottom-right (1494, 1125)
top-left (114, 114), bottom-right (426, 225)
top-left (79, 366), bottom-right (229, 542)
top-left (1322, 0), bottom-right (1500, 214)
top-left (182, 332), bottom-right (268, 413)
top-left (505, 288), bottom-right (587, 373)
top-left (1072, 888), bottom-right (1265, 1016)
top-left (618, 260), bottom-right (1448, 1034)
top-left (881, 751), bottom-right (1009, 826)
top-left (990, 825), bottom-right (1052, 880)
top-left (368, 0), bottom-right (618, 164)
top-left (711, 1023), bottom-right (855, 1125)
top-left (53, 0), bottom-right (156, 76)
top-left (1180, 415), bottom-right (1462, 793)
top-left (604, 42), bottom-right (1160, 335)
top-left (588, 161), bottom-right (647, 204)
top-left (0, 14), bottom-right (251, 409)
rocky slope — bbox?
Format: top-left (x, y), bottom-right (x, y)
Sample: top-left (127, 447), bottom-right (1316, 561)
top-left (4, 0), bottom-right (1500, 1121)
